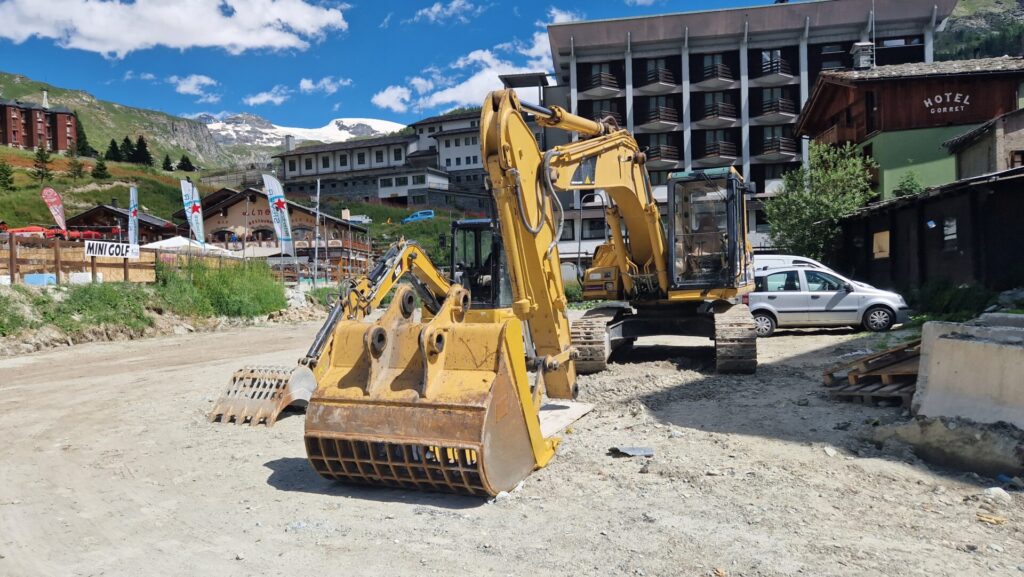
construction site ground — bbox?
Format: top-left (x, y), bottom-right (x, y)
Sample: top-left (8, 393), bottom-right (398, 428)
top-left (1, 318), bottom-right (1022, 577)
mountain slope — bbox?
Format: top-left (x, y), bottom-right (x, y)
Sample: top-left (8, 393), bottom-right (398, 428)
top-left (0, 72), bottom-right (223, 166)
top-left (198, 113), bottom-right (405, 148)
top-left (937, 0), bottom-right (1024, 60)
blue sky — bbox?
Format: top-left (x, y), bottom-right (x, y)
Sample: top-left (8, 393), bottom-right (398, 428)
top-left (0, 0), bottom-right (768, 127)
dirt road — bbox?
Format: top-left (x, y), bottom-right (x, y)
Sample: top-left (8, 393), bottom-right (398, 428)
top-left (1, 322), bottom-right (1021, 576)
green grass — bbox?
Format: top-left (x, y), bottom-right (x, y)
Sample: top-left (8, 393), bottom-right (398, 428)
top-left (324, 200), bottom-right (467, 258)
top-left (307, 286), bottom-right (340, 307)
top-left (0, 294), bottom-right (27, 336)
top-left (39, 283), bottom-right (153, 334)
top-left (155, 260), bottom-right (287, 318)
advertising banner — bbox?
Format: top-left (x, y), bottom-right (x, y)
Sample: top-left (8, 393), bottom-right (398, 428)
top-left (262, 174), bottom-right (294, 256)
top-left (180, 179), bottom-right (204, 244)
top-left (40, 187), bottom-right (66, 231)
top-left (85, 240), bottom-right (140, 259)
top-left (128, 185), bottom-right (139, 247)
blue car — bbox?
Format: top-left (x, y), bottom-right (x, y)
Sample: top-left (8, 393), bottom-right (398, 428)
top-left (402, 210), bottom-right (435, 224)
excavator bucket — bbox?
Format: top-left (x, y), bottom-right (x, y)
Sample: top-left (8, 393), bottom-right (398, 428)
top-left (304, 285), bottom-right (556, 497)
top-left (208, 365), bottom-right (317, 426)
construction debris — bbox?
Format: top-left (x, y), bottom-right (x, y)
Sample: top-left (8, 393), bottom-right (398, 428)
top-left (823, 339), bottom-right (920, 408)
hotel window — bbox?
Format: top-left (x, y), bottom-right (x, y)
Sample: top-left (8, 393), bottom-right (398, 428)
top-left (288, 159), bottom-right (297, 172)
top-left (465, 156), bottom-right (471, 164)
top-left (321, 157), bottom-right (330, 169)
top-left (445, 139), bottom-right (451, 148)
top-left (649, 171), bottom-right (668, 186)
top-left (470, 120), bottom-right (478, 127)
top-left (304, 158), bottom-right (313, 170)
top-left (357, 152), bottom-right (366, 164)
top-left (395, 176), bottom-right (409, 186)
top-left (339, 154), bottom-right (348, 167)
top-left (472, 155), bottom-right (478, 164)
top-left (456, 157), bottom-right (461, 166)
top-left (1012, 151), bottom-right (1024, 168)
top-left (393, 148), bottom-right (403, 161)
top-left (418, 128), bottom-right (424, 134)
top-left (380, 178), bottom-right (393, 188)
top-left (560, 222), bottom-right (575, 241)
top-left (412, 175), bottom-right (426, 185)
top-left (445, 158), bottom-right (451, 167)
top-left (582, 218), bottom-right (608, 240)
top-left (428, 126), bottom-right (436, 133)
top-left (375, 150), bottom-right (384, 163)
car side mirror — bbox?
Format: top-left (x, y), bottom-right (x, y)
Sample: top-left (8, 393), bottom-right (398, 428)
top-left (843, 283), bottom-right (854, 292)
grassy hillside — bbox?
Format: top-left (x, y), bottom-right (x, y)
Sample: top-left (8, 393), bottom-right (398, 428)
top-left (0, 147), bottom-right (212, 228)
top-left (321, 199), bottom-right (468, 259)
top-left (0, 72), bottom-right (225, 167)
top-left (938, 0), bottom-right (1024, 59)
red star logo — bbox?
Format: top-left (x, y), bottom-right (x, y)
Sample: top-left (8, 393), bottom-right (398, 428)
top-left (190, 203), bottom-right (201, 214)
top-left (130, 209), bottom-right (138, 218)
top-left (273, 199), bottom-right (286, 211)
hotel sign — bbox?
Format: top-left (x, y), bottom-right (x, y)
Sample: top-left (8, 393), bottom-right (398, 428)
top-left (923, 92), bottom-right (971, 115)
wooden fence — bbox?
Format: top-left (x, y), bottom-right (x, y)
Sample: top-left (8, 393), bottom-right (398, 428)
top-left (1, 236), bottom-right (236, 285)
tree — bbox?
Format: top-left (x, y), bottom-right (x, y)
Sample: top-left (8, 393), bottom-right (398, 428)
top-left (764, 142), bottom-right (877, 261)
top-left (162, 154), bottom-right (174, 171)
top-left (0, 157), bottom-right (14, 192)
top-left (104, 138), bottom-right (122, 162)
top-left (66, 145), bottom-right (86, 182)
top-left (73, 111), bottom-right (97, 157)
top-left (893, 171), bottom-right (924, 197)
top-left (133, 134), bottom-right (153, 166)
top-left (31, 144), bottom-right (53, 183)
top-left (91, 157), bottom-right (110, 179)
top-left (119, 136), bottom-right (136, 162)
top-left (177, 154), bottom-right (195, 172)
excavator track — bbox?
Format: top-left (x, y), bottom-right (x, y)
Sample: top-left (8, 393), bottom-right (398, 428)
top-left (714, 304), bottom-right (758, 374)
top-left (570, 308), bottom-right (620, 374)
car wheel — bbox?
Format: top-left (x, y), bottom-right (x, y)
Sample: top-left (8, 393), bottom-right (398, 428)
top-left (753, 312), bottom-right (776, 338)
top-left (863, 306), bottom-right (895, 332)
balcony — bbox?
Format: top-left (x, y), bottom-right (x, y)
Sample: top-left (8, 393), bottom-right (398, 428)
top-left (637, 67), bottom-right (678, 95)
top-left (581, 71), bottom-right (623, 99)
top-left (695, 141), bottom-right (738, 167)
top-left (637, 105), bottom-right (679, 131)
top-left (755, 136), bottom-right (799, 162)
top-left (692, 63), bottom-right (737, 91)
top-left (816, 124), bottom-right (858, 146)
top-left (753, 58), bottom-right (795, 86)
top-left (591, 110), bottom-right (623, 126)
top-left (756, 97), bottom-right (797, 124)
top-left (645, 144), bottom-right (680, 169)
top-left (694, 101), bottom-right (738, 129)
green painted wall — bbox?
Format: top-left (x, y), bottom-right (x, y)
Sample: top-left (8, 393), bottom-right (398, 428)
top-left (860, 125), bottom-right (981, 199)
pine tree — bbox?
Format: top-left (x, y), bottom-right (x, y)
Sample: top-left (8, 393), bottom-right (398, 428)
top-left (73, 111), bottom-right (96, 157)
top-left (162, 154), bottom-right (173, 171)
top-left (104, 138), bottom-right (122, 162)
top-left (178, 155), bottom-right (195, 172)
top-left (66, 145), bottom-right (86, 182)
top-left (91, 157), bottom-right (110, 179)
top-left (0, 157), bottom-right (14, 192)
top-left (31, 144), bottom-right (53, 183)
top-left (133, 134), bottom-right (153, 166)
top-left (119, 136), bottom-right (136, 163)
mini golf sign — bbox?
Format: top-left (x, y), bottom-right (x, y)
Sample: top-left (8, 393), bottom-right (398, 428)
top-left (85, 240), bottom-right (140, 259)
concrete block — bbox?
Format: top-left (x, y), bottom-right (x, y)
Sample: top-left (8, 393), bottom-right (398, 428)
top-left (915, 321), bottom-right (1024, 428)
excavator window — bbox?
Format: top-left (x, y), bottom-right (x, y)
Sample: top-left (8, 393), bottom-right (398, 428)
top-left (668, 172), bottom-right (741, 289)
top-left (451, 221), bottom-right (511, 309)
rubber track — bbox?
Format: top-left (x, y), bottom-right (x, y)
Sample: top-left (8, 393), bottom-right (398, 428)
top-left (714, 304), bottom-right (758, 374)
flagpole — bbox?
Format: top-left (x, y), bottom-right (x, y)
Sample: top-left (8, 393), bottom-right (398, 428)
top-left (313, 178), bottom-right (321, 289)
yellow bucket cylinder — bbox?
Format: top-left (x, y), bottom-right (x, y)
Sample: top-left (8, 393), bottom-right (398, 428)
top-left (304, 285), bottom-right (556, 497)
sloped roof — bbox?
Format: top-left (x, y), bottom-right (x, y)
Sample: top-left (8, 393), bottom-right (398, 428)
top-left (943, 107), bottom-right (1024, 153)
top-left (67, 204), bottom-right (176, 229)
top-left (273, 135), bottom-right (416, 158)
top-left (410, 109), bottom-right (480, 126)
top-left (822, 57), bottom-right (1024, 83)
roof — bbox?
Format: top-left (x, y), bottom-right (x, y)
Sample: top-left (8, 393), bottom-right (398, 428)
top-left (499, 72), bottom-right (550, 88)
top-left (821, 57), bottom-right (1024, 83)
top-left (943, 107), bottom-right (1024, 153)
top-left (67, 204), bottom-right (176, 229)
top-left (843, 166), bottom-right (1024, 220)
top-left (171, 187), bottom-right (240, 219)
top-left (431, 126), bottom-right (478, 138)
top-left (407, 148), bottom-right (438, 158)
top-left (410, 109), bottom-right (481, 126)
top-left (273, 135), bottom-right (416, 158)
top-left (0, 98), bottom-right (73, 114)
top-left (548, 0), bottom-right (956, 74)
top-left (197, 187), bottom-right (369, 233)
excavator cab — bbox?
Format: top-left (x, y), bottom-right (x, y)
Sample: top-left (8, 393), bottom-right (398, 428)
top-left (451, 218), bottom-right (512, 309)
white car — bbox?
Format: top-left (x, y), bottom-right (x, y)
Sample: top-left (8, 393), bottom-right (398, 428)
top-left (746, 267), bottom-right (910, 337)
top-left (753, 254), bottom-right (833, 273)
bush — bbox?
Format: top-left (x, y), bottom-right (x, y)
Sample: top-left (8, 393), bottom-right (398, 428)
top-left (564, 281), bottom-right (584, 303)
top-left (909, 281), bottom-right (995, 321)
top-left (0, 294), bottom-right (27, 336)
top-left (46, 283), bottom-right (152, 333)
top-left (156, 260), bottom-right (287, 318)
top-left (154, 262), bottom-right (214, 317)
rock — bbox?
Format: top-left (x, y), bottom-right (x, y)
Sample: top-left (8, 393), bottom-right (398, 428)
top-left (235, 553), bottom-right (244, 561)
top-left (705, 469), bottom-right (723, 476)
top-left (997, 288), bottom-right (1024, 308)
top-left (983, 487), bottom-right (1012, 504)
top-left (988, 544), bottom-right (1004, 553)
top-left (796, 398), bottom-right (809, 406)
top-left (833, 421), bottom-right (852, 431)
top-left (172, 325), bottom-right (190, 336)
top-left (491, 491), bottom-right (511, 503)
top-left (669, 430), bottom-right (685, 439)
top-left (824, 446), bottom-right (838, 457)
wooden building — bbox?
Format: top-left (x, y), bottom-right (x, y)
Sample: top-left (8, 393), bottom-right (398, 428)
top-left (836, 167), bottom-right (1024, 291)
top-left (66, 202), bottom-right (177, 243)
top-left (797, 56), bottom-right (1024, 198)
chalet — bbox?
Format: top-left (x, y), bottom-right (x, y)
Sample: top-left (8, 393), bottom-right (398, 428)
top-left (66, 201), bottom-right (177, 243)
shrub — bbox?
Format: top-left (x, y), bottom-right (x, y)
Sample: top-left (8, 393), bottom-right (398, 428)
top-left (0, 294), bottom-right (27, 336)
top-left (564, 281), bottom-right (584, 303)
top-left (909, 281), bottom-right (995, 321)
top-left (154, 262), bottom-right (214, 317)
top-left (46, 283), bottom-right (152, 333)
top-left (194, 260), bottom-right (287, 317)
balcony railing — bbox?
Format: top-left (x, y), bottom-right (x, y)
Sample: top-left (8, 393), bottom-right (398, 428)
top-left (702, 63), bottom-right (734, 82)
top-left (761, 136), bottom-right (797, 156)
top-left (643, 67), bottom-right (677, 86)
top-left (703, 101), bottom-right (737, 120)
top-left (760, 97), bottom-right (797, 116)
top-left (588, 72), bottom-right (620, 91)
top-left (703, 141), bottom-right (738, 158)
top-left (645, 105), bottom-right (679, 124)
top-left (761, 58), bottom-right (793, 77)
top-left (591, 110), bottom-right (623, 125)
top-left (646, 144), bottom-right (680, 163)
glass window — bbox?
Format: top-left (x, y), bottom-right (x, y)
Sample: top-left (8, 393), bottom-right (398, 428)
top-left (805, 271), bottom-right (844, 292)
top-left (473, 155), bottom-right (479, 164)
top-left (757, 271), bottom-right (800, 292)
top-left (582, 218), bottom-right (607, 240)
top-left (380, 178), bottom-right (393, 187)
top-left (395, 176), bottom-right (409, 186)
top-left (304, 158), bottom-right (312, 170)
top-left (560, 222), bottom-right (575, 241)
top-left (465, 156), bottom-right (471, 164)
top-left (445, 158), bottom-right (451, 167)
top-left (357, 152), bottom-right (366, 164)
top-left (456, 157), bottom-right (461, 166)
top-left (321, 156), bottom-right (330, 169)
top-left (445, 139), bottom-right (451, 148)
top-left (943, 217), bottom-right (958, 251)
top-left (412, 175), bottom-right (426, 185)
top-left (288, 159), bottom-right (296, 172)
top-left (873, 231), bottom-right (890, 259)
top-left (339, 154), bottom-right (348, 167)
top-left (375, 150), bottom-right (384, 163)
top-left (454, 138), bottom-right (460, 146)
top-left (393, 148), bottom-right (403, 161)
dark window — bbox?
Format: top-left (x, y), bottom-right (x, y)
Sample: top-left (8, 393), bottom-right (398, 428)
top-left (395, 176), bottom-right (409, 186)
top-left (560, 222), bottom-right (575, 241)
top-left (454, 138), bottom-right (460, 146)
top-left (339, 154), bottom-right (348, 167)
top-left (1012, 151), bottom-right (1024, 168)
top-left (445, 158), bottom-right (451, 167)
top-left (582, 218), bottom-right (607, 240)
top-left (393, 148), bottom-right (403, 161)
top-left (375, 150), bottom-right (384, 163)
top-left (412, 175), bottom-right (426, 185)
top-left (456, 157), bottom-right (461, 166)
top-left (649, 171), bottom-right (668, 186)
top-left (445, 139), bottom-right (451, 148)
top-left (321, 156), bottom-right (330, 169)
top-left (288, 159), bottom-right (296, 172)
top-left (380, 178), bottom-right (393, 187)
top-left (357, 152), bottom-right (366, 164)
top-left (805, 271), bottom-right (844, 292)
top-left (943, 217), bottom-right (958, 251)
top-left (304, 158), bottom-right (312, 170)
top-left (756, 271), bottom-right (800, 292)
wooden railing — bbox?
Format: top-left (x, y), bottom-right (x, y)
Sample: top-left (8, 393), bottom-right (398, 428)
top-left (589, 72), bottom-right (620, 90)
top-left (703, 101), bottom-right (738, 119)
top-left (761, 58), bottom-right (793, 77)
top-left (761, 97), bottom-right (797, 116)
top-left (703, 141), bottom-right (738, 158)
top-left (645, 105), bottom-right (680, 124)
top-left (702, 63), bottom-right (734, 82)
top-left (643, 67), bottom-right (677, 86)
top-left (762, 136), bottom-right (798, 156)
top-left (647, 144), bottom-right (680, 163)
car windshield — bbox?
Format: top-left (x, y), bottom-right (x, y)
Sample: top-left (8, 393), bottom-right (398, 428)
top-left (805, 270), bottom-right (845, 292)
top-left (756, 271), bottom-right (800, 292)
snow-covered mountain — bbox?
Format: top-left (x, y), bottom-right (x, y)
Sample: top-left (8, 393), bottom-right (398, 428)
top-left (197, 113), bottom-right (406, 148)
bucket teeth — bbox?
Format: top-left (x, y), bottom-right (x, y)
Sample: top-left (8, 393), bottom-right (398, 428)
top-left (209, 365), bottom-right (316, 427)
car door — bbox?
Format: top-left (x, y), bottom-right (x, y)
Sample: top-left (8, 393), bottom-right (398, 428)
top-left (757, 270), bottom-right (809, 324)
top-left (802, 270), bottom-right (860, 325)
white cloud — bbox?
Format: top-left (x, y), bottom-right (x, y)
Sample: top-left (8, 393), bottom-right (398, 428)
top-left (139, 72), bottom-right (156, 81)
top-left (410, 0), bottom-right (486, 25)
top-left (298, 76), bottom-right (352, 95)
top-left (0, 0), bottom-right (350, 59)
top-left (371, 85), bottom-right (413, 113)
top-left (243, 85), bottom-right (292, 106)
top-left (547, 7), bottom-right (583, 24)
top-left (503, 7), bottom-right (583, 70)
top-left (625, 0), bottom-right (656, 5)
top-left (379, 12), bottom-right (393, 28)
top-left (409, 76), bottom-right (435, 95)
top-left (181, 111), bottom-right (235, 121)
top-left (123, 70), bottom-right (135, 81)
top-left (168, 74), bottom-right (221, 103)
top-left (332, 102), bottom-right (342, 112)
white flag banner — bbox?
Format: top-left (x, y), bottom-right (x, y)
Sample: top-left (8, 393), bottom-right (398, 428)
top-left (263, 174), bottom-right (294, 256)
top-left (128, 185), bottom-right (139, 247)
top-left (179, 179), bottom-right (204, 244)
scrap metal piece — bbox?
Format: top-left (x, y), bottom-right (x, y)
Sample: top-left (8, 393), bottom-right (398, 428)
top-left (609, 446), bottom-right (655, 458)
top-left (208, 365), bottom-right (316, 426)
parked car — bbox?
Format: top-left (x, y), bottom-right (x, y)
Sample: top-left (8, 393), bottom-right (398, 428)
top-left (753, 254), bottom-right (833, 273)
top-left (347, 214), bottom-right (373, 225)
top-left (746, 267), bottom-right (909, 337)
top-left (402, 210), bottom-right (435, 224)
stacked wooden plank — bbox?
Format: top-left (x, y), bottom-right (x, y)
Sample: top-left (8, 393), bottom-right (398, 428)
top-left (823, 339), bottom-right (921, 408)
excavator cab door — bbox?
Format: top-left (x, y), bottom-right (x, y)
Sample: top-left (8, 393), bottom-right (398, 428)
top-left (451, 219), bottom-right (512, 310)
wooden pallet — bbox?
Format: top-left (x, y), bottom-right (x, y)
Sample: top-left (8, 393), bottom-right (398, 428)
top-left (823, 339), bottom-right (921, 408)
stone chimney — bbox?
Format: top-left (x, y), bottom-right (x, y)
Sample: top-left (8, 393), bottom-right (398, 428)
top-left (42, 89), bottom-right (49, 109)
top-left (284, 135), bottom-right (295, 152)
top-left (111, 197), bottom-right (119, 208)
top-left (851, 42), bottom-right (875, 70)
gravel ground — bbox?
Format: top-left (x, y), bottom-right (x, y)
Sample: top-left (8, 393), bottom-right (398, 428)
top-left (0, 320), bottom-right (1021, 577)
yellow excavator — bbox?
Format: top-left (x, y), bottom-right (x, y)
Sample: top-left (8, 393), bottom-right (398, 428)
top-left (211, 89), bottom-right (756, 496)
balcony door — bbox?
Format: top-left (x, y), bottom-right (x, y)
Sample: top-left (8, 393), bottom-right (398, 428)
top-left (762, 87), bottom-right (783, 107)
top-left (645, 58), bottom-right (667, 74)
